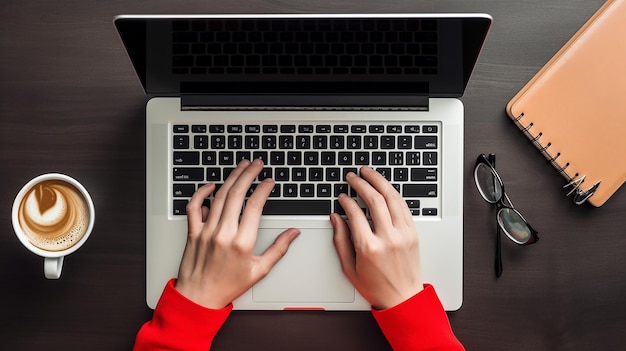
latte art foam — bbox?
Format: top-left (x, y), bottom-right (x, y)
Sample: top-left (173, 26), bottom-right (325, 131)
top-left (18, 180), bottom-right (90, 251)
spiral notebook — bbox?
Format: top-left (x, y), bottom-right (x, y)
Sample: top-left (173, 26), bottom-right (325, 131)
top-left (506, 0), bottom-right (626, 207)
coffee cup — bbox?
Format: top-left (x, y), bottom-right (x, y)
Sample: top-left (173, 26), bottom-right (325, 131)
top-left (12, 173), bottom-right (95, 279)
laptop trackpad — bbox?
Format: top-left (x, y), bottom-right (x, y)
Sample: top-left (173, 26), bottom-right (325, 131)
top-left (252, 228), bottom-right (356, 303)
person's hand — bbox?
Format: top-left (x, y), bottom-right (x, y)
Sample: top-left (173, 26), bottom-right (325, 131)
top-left (175, 159), bottom-right (300, 309)
top-left (331, 166), bottom-right (424, 310)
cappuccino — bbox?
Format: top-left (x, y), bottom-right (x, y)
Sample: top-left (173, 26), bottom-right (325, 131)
top-left (17, 179), bottom-right (90, 252)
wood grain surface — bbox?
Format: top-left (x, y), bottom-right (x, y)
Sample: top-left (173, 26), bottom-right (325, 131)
top-left (1, 1), bottom-right (624, 350)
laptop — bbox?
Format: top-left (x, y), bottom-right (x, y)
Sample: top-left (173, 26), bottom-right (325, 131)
top-left (114, 14), bottom-right (491, 311)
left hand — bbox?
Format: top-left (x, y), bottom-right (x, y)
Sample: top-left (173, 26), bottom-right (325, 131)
top-left (175, 159), bottom-right (301, 309)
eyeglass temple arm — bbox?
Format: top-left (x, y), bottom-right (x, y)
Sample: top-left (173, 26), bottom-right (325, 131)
top-left (495, 223), bottom-right (503, 277)
top-left (488, 153), bottom-right (496, 168)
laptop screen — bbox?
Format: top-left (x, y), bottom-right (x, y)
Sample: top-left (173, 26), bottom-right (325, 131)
top-left (115, 15), bottom-right (491, 98)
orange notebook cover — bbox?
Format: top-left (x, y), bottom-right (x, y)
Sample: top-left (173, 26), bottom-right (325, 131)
top-left (506, 0), bottom-right (626, 207)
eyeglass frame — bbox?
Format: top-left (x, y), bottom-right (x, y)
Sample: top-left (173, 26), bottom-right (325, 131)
top-left (474, 153), bottom-right (539, 277)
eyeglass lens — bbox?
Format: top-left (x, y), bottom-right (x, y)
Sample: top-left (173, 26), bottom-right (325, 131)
top-left (474, 163), bottom-right (503, 203)
top-left (497, 208), bottom-right (532, 244)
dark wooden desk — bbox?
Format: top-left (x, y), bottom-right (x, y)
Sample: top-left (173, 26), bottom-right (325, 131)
top-left (1, 1), bottom-right (625, 350)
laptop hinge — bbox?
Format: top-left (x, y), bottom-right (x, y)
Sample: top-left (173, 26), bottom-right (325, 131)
top-left (179, 82), bottom-right (429, 111)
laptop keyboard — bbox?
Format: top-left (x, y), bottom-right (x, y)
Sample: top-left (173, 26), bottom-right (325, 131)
top-left (171, 122), bottom-right (440, 217)
top-left (170, 19), bottom-right (438, 76)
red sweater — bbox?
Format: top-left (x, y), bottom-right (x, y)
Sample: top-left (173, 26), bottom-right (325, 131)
top-left (133, 279), bottom-right (464, 351)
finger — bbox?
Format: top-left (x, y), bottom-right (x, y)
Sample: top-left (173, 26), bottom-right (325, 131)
top-left (330, 213), bottom-right (357, 282)
top-left (186, 183), bottom-right (216, 236)
top-left (253, 228), bottom-right (301, 279)
top-left (337, 193), bottom-right (373, 247)
top-left (345, 171), bottom-right (394, 232)
top-left (360, 166), bottom-right (413, 227)
top-left (219, 158), bottom-right (265, 226)
top-left (238, 177), bottom-right (274, 243)
top-left (205, 159), bottom-right (251, 228)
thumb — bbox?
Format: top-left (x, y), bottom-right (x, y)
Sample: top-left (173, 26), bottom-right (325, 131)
top-left (330, 213), bottom-right (357, 280)
top-left (255, 228), bottom-right (300, 278)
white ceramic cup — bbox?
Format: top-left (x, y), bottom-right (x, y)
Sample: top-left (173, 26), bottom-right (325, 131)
top-left (12, 173), bottom-right (95, 279)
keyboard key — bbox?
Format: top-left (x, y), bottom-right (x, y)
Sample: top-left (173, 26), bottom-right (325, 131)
top-left (376, 167), bottom-right (392, 180)
top-left (317, 184), bottom-right (332, 197)
top-left (347, 135), bottom-right (361, 149)
top-left (326, 168), bottom-right (341, 181)
top-left (173, 168), bottom-right (204, 181)
top-left (405, 125), bottom-right (420, 133)
top-left (191, 125), bottom-right (206, 133)
top-left (228, 135), bottom-right (243, 149)
top-left (381, 136), bottom-right (395, 149)
top-left (287, 151), bottom-right (302, 165)
top-left (173, 200), bottom-right (189, 215)
top-left (407, 152), bottom-right (421, 165)
top-left (275, 168), bottom-right (289, 181)
top-left (387, 125), bottom-right (402, 133)
top-left (245, 135), bottom-right (260, 149)
top-left (422, 208), bottom-right (438, 216)
top-left (292, 168), bottom-right (306, 181)
top-left (309, 168), bottom-right (324, 181)
top-left (173, 135), bottom-right (189, 149)
top-left (270, 151), bottom-right (285, 165)
top-left (279, 135), bottom-right (294, 149)
top-left (369, 125), bottom-right (385, 133)
top-left (394, 168), bottom-right (409, 181)
top-left (281, 125), bottom-right (296, 133)
top-left (334, 125), bottom-right (349, 133)
top-left (406, 199), bottom-right (420, 208)
top-left (209, 125), bottom-right (225, 133)
top-left (246, 125), bottom-right (261, 133)
top-left (403, 184), bottom-right (437, 197)
top-left (423, 152), bottom-right (438, 165)
top-left (313, 136), bottom-right (328, 149)
top-left (411, 168), bottom-right (437, 181)
top-left (296, 135), bottom-right (311, 149)
top-left (316, 125), bottom-right (331, 133)
top-left (304, 152), bottom-right (319, 165)
top-left (284, 184), bottom-right (298, 197)
top-left (259, 168), bottom-right (273, 180)
top-left (263, 125), bottom-right (279, 133)
top-left (364, 136), bottom-right (378, 149)
top-left (423, 125), bottom-right (438, 133)
top-left (299, 125), bottom-right (314, 133)
top-left (219, 151), bottom-right (234, 165)
top-left (263, 200), bottom-right (331, 215)
top-left (194, 135), bottom-right (209, 149)
top-left (372, 152), bottom-right (386, 165)
top-left (253, 151), bottom-right (268, 163)
top-left (414, 136), bottom-right (438, 149)
top-left (173, 184), bottom-right (196, 197)
top-left (173, 125), bottom-right (189, 133)
top-left (300, 184), bottom-right (315, 197)
top-left (330, 136), bottom-right (344, 149)
top-left (398, 136), bottom-right (412, 149)
top-left (228, 125), bottom-right (243, 133)
top-left (206, 168), bottom-right (221, 181)
top-left (211, 135), bottom-right (226, 149)
top-left (351, 125), bottom-right (367, 133)
top-left (173, 151), bottom-right (200, 165)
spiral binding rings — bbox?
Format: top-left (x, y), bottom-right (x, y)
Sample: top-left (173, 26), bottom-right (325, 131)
top-left (513, 113), bottom-right (599, 204)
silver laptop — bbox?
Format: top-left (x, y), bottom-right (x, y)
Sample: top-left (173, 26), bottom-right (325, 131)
top-left (115, 14), bottom-right (491, 311)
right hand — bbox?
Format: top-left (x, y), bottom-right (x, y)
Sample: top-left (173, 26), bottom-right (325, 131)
top-left (331, 166), bottom-right (424, 310)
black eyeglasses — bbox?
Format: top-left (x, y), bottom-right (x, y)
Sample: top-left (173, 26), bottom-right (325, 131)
top-left (474, 154), bottom-right (539, 277)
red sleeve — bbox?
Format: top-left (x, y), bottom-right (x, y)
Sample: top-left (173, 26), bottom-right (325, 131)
top-left (371, 284), bottom-right (464, 351)
top-left (132, 279), bottom-right (233, 351)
